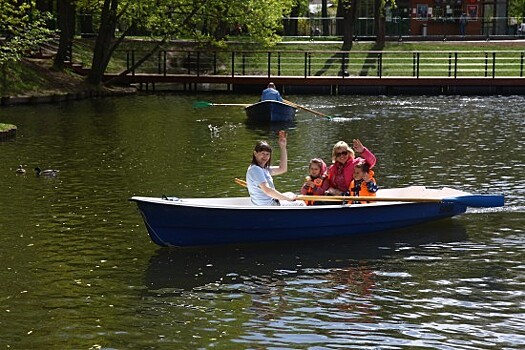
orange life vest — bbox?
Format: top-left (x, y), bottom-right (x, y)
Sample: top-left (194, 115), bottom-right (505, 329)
top-left (349, 171), bottom-right (377, 204)
top-left (304, 177), bottom-right (325, 206)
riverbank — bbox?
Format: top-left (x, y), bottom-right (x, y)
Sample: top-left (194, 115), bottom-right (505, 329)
top-left (0, 58), bottom-right (136, 107)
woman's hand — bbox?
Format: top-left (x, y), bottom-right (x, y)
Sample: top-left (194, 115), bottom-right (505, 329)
top-left (285, 193), bottom-right (298, 201)
top-left (353, 139), bottom-right (364, 153)
top-left (278, 130), bottom-right (287, 148)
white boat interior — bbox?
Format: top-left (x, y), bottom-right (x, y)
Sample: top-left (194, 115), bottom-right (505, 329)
top-left (131, 186), bottom-right (471, 209)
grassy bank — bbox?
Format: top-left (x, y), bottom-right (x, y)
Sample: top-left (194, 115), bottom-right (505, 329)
top-left (1, 59), bottom-right (87, 97)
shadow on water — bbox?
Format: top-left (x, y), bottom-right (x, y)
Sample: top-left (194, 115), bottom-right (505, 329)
top-left (145, 219), bottom-right (467, 292)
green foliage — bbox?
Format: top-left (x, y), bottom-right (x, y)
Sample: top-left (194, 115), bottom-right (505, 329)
top-left (0, 0), bottom-right (54, 92)
top-left (508, 0), bottom-right (525, 20)
top-left (0, 0), bottom-right (54, 66)
top-left (75, 0), bottom-right (296, 46)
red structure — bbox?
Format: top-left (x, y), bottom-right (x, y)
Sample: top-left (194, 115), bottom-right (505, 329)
top-left (407, 0), bottom-right (510, 37)
top-left (409, 0), bottom-right (482, 36)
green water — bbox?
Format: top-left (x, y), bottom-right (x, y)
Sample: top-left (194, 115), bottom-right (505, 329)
top-left (0, 94), bottom-right (523, 349)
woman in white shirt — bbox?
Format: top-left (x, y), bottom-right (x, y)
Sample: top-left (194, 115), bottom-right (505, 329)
top-left (246, 132), bottom-right (305, 206)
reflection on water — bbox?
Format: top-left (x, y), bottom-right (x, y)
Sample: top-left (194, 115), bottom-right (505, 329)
top-left (145, 221), bottom-right (468, 292)
top-left (0, 94), bottom-right (524, 349)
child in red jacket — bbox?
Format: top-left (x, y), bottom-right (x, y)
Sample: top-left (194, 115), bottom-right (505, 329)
top-left (300, 158), bottom-right (329, 205)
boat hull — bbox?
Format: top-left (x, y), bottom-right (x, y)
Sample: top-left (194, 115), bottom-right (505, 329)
top-left (244, 100), bottom-right (296, 122)
top-left (130, 191), bottom-right (471, 247)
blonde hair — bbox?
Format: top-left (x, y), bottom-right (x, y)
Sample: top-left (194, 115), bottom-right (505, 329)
top-left (331, 141), bottom-right (355, 161)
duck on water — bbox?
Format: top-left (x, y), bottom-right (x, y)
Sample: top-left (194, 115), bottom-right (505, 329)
top-left (34, 167), bottom-right (59, 177)
top-left (15, 165), bottom-right (26, 174)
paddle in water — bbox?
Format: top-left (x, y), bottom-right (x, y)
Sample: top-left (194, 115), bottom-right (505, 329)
top-left (283, 99), bottom-right (333, 120)
top-left (193, 101), bottom-right (251, 108)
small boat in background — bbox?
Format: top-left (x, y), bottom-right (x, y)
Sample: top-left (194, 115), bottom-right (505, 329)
top-left (244, 100), bottom-right (296, 123)
top-left (130, 186), bottom-right (504, 247)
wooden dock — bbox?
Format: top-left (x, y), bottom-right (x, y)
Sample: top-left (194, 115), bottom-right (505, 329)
top-left (103, 73), bottom-right (525, 95)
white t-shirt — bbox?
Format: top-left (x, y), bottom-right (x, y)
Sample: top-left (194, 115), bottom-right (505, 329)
top-left (246, 164), bottom-right (275, 206)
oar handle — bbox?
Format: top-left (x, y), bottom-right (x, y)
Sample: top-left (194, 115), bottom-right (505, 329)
top-left (235, 178), bottom-right (247, 188)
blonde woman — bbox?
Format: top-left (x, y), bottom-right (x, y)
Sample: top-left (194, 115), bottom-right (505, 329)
top-left (325, 139), bottom-right (376, 196)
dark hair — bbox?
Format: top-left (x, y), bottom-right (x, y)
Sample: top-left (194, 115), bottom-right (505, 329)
top-left (251, 141), bottom-right (272, 168)
top-left (355, 161), bottom-right (371, 173)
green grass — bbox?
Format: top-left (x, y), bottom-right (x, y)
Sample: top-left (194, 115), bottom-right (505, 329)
top-left (88, 39), bottom-right (524, 78)
top-left (1, 61), bottom-right (52, 95)
top-left (0, 123), bottom-right (16, 132)
top-left (1, 59), bottom-right (85, 97)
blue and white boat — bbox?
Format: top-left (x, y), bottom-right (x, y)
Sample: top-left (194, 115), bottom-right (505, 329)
top-left (130, 186), bottom-right (504, 247)
top-left (244, 100), bottom-right (296, 123)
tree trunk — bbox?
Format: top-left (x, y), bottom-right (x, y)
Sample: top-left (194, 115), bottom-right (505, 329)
top-left (341, 0), bottom-right (359, 51)
top-left (284, 6), bottom-right (300, 36)
top-left (374, 0), bottom-right (385, 45)
top-left (54, 0), bottom-right (76, 69)
top-left (322, 0), bottom-right (329, 36)
top-left (105, 38), bottom-right (166, 85)
top-left (336, 1), bottom-right (344, 36)
top-left (86, 0), bottom-right (119, 86)
top-left (35, 0), bottom-right (54, 12)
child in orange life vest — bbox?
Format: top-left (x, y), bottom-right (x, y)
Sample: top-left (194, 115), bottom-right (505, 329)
top-left (300, 158), bottom-right (328, 205)
top-left (349, 162), bottom-right (378, 204)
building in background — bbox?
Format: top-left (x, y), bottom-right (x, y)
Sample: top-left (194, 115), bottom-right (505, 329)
top-left (407, 0), bottom-right (509, 37)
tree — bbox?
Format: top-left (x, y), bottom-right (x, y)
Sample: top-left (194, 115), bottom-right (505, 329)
top-left (0, 0), bottom-right (53, 92)
top-left (337, 0), bottom-right (360, 50)
top-left (321, 0), bottom-right (329, 36)
top-left (508, 0), bottom-right (525, 24)
top-left (54, 0), bottom-right (76, 69)
top-left (75, 0), bottom-right (295, 86)
top-left (374, 0), bottom-right (386, 45)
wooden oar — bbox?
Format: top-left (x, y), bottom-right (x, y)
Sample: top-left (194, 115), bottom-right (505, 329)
top-left (234, 178), bottom-right (503, 208)
top-left (283, 99), bottom-right (332, 120)
top-left (297, 194), bottom-right (504, 207)
top-left (235, 178), bottom-right (247, 187)
top-left (193, 101), bottom-right (251, 108)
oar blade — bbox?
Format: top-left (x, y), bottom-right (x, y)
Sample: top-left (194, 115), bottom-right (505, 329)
top-left (193, 101), bottom-right (213, 108)
top-left (444, 194), bottom-right (505, 208)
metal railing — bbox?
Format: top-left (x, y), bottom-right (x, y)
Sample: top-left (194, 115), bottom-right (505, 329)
top-left (121, 49), bottom-right (525, 79)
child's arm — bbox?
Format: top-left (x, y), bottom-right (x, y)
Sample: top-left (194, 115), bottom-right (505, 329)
top-left (366, 179), bottom-right (378, 193)
top-left (312, 179), bottom-right (327, 195)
